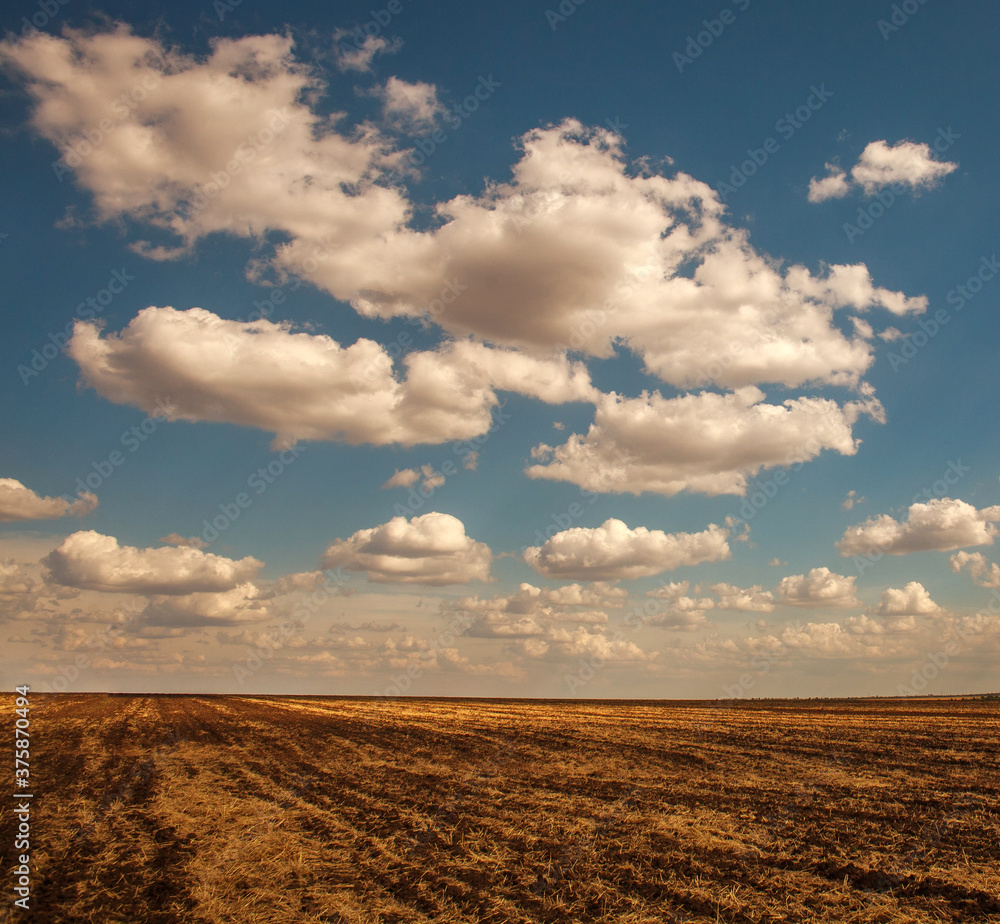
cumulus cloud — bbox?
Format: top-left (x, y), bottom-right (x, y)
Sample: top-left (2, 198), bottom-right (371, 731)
top-left (142, 582), bottom-right (269, 627)
top-left (809, 140), bottom-right (957, 202)
top-left (321, 513), bottom-right (492, 585)
top-left (875, 582), bottom-right (942, 617)
top-left (377, 77), bottom-right (445, 133)
top-left (841, 490), bottom-right (864, 511)
top-left (711, 582), bottom-right (776, 612)
top-left (526, 387), bottom-right (883, 497)
top-left (807, 165), bottom-right (850, 203)
top-left (43, 531), bottom-right (263, 594)
top-left (0, 479), bottom-right (97, 522)
top-left (776, 567), bottom-right (860, 608)
top-left (851, 140), bottom-right (958, 194)
top-left (524, 518), bottom-right (730, 581)
top-left (68, 308), bottom-right (595, 449)
top-left (949, 551), bottom-right (1000, 589)
top-left (837, 499), bottom-right (1000, 557)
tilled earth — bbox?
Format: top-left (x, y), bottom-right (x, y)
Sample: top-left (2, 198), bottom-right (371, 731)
top-left (0, 694), bottom-right (997, 923)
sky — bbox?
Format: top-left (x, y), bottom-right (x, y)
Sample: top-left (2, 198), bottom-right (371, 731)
top-left (1, 0), bottom-right (998, 698)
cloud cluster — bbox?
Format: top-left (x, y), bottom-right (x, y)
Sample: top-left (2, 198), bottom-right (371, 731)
top-left (457, 581), bottom-right (626, 638)
top-left (524, 518), bottom-right (730, 581)
top-left (644, 581), bottom-right (714, 631)
top-left (0, 479), bottom-right (97, 522)
top-left (43, 531), bottom-right (262, 594)
top-left (1, 27), bottom-right (934, 498)
top-left (838, 499), bottom-right (1000, 557)
top-left (808, 139), bottom-right (958, 202)
top-left (321, 513), bottom-right (492, 585)
top-left (950, 551), bottom-right (1000, 589)
top-left (775, 567), bottom-right (860, 608)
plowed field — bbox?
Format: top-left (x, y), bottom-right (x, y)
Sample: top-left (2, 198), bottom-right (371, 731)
top-left (1, 695), bottom-right (998, 923)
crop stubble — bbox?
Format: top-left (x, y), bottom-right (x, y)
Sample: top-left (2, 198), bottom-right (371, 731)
top-left (0, 695), bottom-right (997, 923)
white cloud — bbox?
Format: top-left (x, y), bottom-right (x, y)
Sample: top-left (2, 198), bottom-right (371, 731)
top-left (142, 582), bottom-right (269, 627)
top-left (68, 308), bottom-right (594, 449)
top-left (539, 625), bottom-right (655, 662)
top-left (382, 465), bottom-right (446, 492)
top-left (841, 489), bottom-right (863, 511)
top-left (711, 582), bottom-right (776, 612)
top-left (524, 518), bottom-right (730, 581)
top-left (526, 387), bottom-right (883, 497)
top-left (321, 513), bottom-right (492, 585)
top-left (43, 531), bottom-right (262, 594)
top-left (807, 165), bottom-right (850, 202)
top-left (776, 567), bottom-right (860, 608)
top-left (0, 478), bottom-right (97, 522)
top-left (949, 551), bottom-right (1000, 589)
top-left (333, 33), bottom-right (400, 73)
top-left (851, 140), bottom-right (957, 194)
top-left (378, 77), bottom-right (445, 133)
top-left (382, 469), bottom-right (420, 489)
top-left (875, 582), bottom-right (941, 616)
top-left (837, 499), bottom-right (1000, 557)
top-left (809, 141), bottom-right (958, 202)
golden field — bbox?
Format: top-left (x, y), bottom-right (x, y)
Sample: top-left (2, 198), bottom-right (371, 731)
top-left (1, 695), bottom-right (998, 923)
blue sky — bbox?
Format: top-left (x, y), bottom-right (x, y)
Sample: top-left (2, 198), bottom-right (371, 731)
top-left (2, 0), bottom-right (999, 697)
